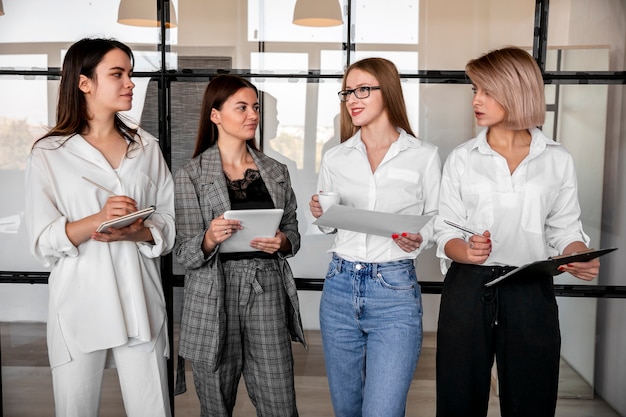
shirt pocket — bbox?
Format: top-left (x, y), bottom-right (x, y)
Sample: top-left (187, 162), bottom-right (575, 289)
top-left (126, 171), bottom-right (156, 207)
top-left (520, 183), bottom-right (557, 235)
top-left (461, 182), bottom-right (494, 228)
top-left (387, 167), bottom-right (424, 204)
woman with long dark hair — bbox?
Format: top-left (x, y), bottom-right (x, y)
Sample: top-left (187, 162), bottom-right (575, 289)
top-left (174, 74), bottom-right (305, 417)
top-left (25, 37), bottom-right (175, 417)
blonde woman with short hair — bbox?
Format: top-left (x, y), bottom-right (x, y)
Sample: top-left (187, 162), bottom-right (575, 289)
top-left (434, 46), bottom-right (600, 417)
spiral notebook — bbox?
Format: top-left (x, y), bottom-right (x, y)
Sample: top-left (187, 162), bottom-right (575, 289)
top-left (96, 206), bottom-right (156, 233)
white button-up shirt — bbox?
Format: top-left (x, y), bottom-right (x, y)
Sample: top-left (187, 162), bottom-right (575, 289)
top-left (25, 130), bottom-right (175, 368)
top-left (317, 128), bottom-right (441, 263)
top-left (434, 127), bottom-right (589, 270)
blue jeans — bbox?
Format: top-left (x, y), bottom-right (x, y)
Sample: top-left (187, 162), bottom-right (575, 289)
top-left (320, 254), bottom-right (423, 417)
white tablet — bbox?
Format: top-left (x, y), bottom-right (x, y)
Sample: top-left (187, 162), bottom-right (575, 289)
top-left (220, 208), bottom-right (284, 253)
top-left (96, 206), bottom-right (156, 233)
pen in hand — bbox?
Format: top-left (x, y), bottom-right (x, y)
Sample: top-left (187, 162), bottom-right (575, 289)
top-left (444, 220), bottom-right (497, 243)
top-left (82, 176), bottom-right (117, 197)
top-left (83, 176), bottom-right (142, 222)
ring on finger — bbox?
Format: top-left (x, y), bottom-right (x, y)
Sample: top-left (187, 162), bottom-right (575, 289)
top-left (469, 241), bottom-right (474, 249)
top-left (224, 229), bottom-right (229, 235)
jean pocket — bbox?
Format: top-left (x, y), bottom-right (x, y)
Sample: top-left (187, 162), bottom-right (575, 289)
top-left (325, 261), bottom-right (340, 279)
top-left (376, 268), bottom-right (416, 291)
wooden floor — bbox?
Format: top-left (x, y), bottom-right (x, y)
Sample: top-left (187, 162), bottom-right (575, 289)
top-left (1, 322), bottom-right (620, 417)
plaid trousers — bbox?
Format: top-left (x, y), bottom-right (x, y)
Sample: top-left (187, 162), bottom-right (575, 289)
top-left (191, 257), bottom-right (298, 417)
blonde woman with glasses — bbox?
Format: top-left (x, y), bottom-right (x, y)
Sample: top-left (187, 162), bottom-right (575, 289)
top-left (309, 57), bottom-right (442, 417)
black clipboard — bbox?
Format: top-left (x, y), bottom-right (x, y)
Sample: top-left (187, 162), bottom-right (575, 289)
top-left (485, 247), bottom-right (618, 287)
top-left (96, 206), bottom-right (156, 233)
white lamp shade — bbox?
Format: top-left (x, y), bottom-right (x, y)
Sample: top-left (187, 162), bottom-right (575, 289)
top-left (293, 0), bottom-right (343, 27)
top-left (118, 0), bottom-right (177, 28)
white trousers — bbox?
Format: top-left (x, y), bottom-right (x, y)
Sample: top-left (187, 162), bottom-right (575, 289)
top-left (51, 324), bottom-right (171, 417)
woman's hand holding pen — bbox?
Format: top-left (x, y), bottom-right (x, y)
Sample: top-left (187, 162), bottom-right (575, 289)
top-left (67, 195), bottom-right (140, 245)
top-left (392, 232), bottom-right (423, 253)
top-left (80, 177), bottom-right (147, 242)
top-left (82, 177), bottom-right (138, 221)
top-left (91, 196), bottom-right (153, 243)
top-left (466, 230), bottom-right (492, 264)
top-left (99, 195), bottom-right (138, 221)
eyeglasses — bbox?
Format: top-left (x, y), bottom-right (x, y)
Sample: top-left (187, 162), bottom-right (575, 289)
top-left (337, 86), bottom-right (381, 102)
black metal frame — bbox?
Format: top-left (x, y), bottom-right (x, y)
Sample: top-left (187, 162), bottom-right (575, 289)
top-left (3, 271), bottom-right (626, 298)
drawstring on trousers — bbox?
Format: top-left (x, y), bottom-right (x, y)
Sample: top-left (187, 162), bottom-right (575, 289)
top-left (479, 266), bottom-right (516, 327)
top-left (482, 287), bottom-right (499, 327)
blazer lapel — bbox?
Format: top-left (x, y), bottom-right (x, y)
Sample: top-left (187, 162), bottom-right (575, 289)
top-left (200, 146), bottom-right (287, 214)
top-left (250, 148), bottom-right (286, 210)
top-left (200, 146), bottom-right (231, 215)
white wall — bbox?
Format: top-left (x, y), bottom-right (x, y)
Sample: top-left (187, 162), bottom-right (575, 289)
top-left (0, 284), bottom-right (48, 322)
top-left (552, 1), bottom-right (626, 414)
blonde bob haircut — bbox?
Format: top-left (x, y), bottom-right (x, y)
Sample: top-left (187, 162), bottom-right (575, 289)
top-left (466, 46), bottom-right (546, 130)
top-left (339, 57), bottom-right (415, 142)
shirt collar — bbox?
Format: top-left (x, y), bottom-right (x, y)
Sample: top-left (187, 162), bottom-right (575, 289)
top-left (472, 126), bottom-right (559, 155)
top-left (137, 129), bottom-right (151, 147)
top-left (344, 128), bottom-right (420, 151)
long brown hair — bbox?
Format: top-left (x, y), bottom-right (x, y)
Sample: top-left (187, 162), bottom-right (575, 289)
top-left (192, 75), bottom-right (260, 158)
top-left (34, 38), bottom-right (138, 147)
top-left (339, 57), bottom-right (415, 142)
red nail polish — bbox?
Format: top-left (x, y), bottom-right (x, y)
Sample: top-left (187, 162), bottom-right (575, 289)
top-left (558, 266), bottom-right (565, 271)
top-left (392, 234), bottom-right (399, 239)
top-left (402, 232), bottom-right (407, 237)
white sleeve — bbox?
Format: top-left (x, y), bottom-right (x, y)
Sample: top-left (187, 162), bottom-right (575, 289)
top-left (24, 150), bottom-right (78, 267)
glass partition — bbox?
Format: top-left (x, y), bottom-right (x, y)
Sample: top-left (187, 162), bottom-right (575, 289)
top-left (548, 0), bottom-right (625, 71)
top-left (0, 73), bottom-right (50, 272)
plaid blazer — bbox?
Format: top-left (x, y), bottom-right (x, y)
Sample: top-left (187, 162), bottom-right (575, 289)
top-left (174, 145), bottom-right (306, 371)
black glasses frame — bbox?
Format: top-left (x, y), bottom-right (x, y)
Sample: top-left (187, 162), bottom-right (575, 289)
top-left (338, 86), bottom-right (382, 102)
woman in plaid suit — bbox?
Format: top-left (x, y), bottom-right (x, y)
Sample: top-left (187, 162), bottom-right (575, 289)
top-left (174, 74), bottom-right (306, 417)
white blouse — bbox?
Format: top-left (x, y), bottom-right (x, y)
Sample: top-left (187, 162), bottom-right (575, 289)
top-left (317, 128), bottom-right (442, 263)
top-left (25, 130), bottom-right (175, 368)
top-left (434, 127), bottom-right (589, 270)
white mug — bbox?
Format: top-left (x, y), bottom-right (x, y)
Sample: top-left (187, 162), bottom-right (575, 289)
top-left (318, 191), bottom-right (340, 212)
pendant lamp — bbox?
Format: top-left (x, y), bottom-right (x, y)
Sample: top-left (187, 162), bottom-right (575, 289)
top-left (292, 0), bottom-right (343, 27)
top-left (118, 0), bottom-right (177, 28)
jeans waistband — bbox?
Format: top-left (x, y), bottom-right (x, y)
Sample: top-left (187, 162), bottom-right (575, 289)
top-left (331, 253), bottom-right (414, 277)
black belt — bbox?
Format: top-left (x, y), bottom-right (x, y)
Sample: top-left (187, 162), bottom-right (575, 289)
top-left (219, 251), bottom-right (278, 262)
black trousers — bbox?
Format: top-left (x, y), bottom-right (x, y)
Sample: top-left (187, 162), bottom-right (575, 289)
top-left (436, 262), bottom-right (561, 417)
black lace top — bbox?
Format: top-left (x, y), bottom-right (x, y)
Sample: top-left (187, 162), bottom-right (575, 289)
top-left (225, 168), bottom-right (275, 210)
top-left (221, 169), bottom-right (276, 260)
